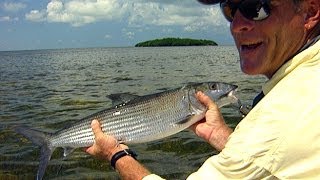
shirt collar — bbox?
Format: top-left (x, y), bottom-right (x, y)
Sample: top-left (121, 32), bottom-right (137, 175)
top-left (299, 35), bottom-right (320, 53)
top-left (262, 36), bottom-right (320, 94)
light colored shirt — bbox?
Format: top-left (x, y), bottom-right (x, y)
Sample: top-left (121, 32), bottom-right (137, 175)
top-left (144, 39), bottom-right (320, 179)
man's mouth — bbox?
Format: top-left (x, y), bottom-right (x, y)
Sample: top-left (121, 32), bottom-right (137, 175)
top-left (241, 42), bottom-right (263, 51)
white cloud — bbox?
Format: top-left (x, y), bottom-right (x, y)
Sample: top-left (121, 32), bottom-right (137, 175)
top-left (0, 16), bottom-right (19, 22)
top-left (127, 2), bottom-right (225, 32)
top-left (104, 34), bottom-right (112, 39)
top-left (126, 31), bottom-right (135, 39)
top-left (25, 10), bottom-right (46, 22)
top-left (128, 3), bottom-right (198, 26)
top-left (26, 0), bottom-right (129, 26)
top-left (162, 28), bottom-right (173, 33)
top-left (2, 2), bottom-right (27, 12)
top-left (24, 0), bottom-right (226, 31)
top-left (0, 16), bottom-right (11, 22)
top-left (122, 28), bottom-right (135, 39)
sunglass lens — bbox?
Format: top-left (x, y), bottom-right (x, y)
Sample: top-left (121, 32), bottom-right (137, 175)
top-left (220, 0), bottom-right (270, 22)
top-left (240, 0), bottom-right (270, 21)
top-left (220, 2), bottom-right (235, 22)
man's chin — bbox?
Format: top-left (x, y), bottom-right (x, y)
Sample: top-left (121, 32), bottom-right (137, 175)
top-left (240, 63), bottom-right (262, 76)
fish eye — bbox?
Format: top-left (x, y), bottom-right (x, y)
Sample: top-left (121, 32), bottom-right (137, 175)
top-left (211, 84), bottom-right (218, 90)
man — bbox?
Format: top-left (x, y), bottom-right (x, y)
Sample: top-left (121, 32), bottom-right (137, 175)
top-left (85, 0), bottom-right (320, 178)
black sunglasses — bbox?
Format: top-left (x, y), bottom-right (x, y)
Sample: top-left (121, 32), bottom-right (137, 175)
top-left (220, 0), bottom-right (271, 22)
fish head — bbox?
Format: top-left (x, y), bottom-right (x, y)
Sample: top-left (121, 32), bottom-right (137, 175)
top-left (192, 82), bottom-right (239, 108)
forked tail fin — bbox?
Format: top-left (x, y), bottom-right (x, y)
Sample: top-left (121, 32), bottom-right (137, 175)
top-left (14, 126), bottom-right (54, 180)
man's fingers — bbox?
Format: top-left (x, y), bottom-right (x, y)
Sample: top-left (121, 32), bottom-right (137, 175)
top-left (196, 91), bottom-right (218, 110)
top-left (84, 147), bottom-right (93, 154)
top-left (91, 119), bottom-right (104, 137)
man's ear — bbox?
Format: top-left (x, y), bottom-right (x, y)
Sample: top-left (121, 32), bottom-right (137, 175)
top-left (304, 0), bottom-right (320, 30)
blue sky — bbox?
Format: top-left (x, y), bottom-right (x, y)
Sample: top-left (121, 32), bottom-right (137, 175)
top-left (0, 0), bottom-right (234, 51)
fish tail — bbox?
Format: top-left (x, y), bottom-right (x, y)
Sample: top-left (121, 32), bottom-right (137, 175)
top-left (14, 126), bottom-right (54, 180)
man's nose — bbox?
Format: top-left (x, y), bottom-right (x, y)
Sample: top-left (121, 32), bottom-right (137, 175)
top-left (231, 11), bottom-right (255, 33)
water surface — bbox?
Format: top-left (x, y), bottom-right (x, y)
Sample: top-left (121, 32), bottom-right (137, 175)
top-left (0, 46), bottom-right (266, 179)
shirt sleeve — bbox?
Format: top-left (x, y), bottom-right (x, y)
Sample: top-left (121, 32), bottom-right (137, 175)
top-left (187, 150), bottom-right (274, 179)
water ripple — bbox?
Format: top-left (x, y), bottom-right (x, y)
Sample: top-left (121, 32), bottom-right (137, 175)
top-left (0, 46), bottom-right (265, 179)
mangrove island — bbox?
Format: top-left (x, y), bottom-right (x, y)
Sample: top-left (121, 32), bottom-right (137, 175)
top-left (135, 37), bottom-right (218, 47)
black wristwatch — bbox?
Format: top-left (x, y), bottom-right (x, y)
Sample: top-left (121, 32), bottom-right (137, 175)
top-left (110, 149), bottom-right (138, 169)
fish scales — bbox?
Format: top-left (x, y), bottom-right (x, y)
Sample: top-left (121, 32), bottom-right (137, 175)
top-left (50, 88), bottom-right (188, 148)
top-left (14, 82), bottom-right (239, 180)
top-left (102, 88), bottom-right (188, 143)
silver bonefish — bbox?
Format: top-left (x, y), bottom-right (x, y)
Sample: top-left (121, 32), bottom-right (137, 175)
top-left (14, 82), bottom-right (238, 180)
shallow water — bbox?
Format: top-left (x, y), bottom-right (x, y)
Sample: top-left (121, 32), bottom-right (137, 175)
top-left (0, 46), bottom-right (266, 179)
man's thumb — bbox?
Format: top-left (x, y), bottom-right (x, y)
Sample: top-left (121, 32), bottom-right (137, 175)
top-left (196, 91), bottom-right (217, 110)
top-left (91, 119), bottom-right (103, 136)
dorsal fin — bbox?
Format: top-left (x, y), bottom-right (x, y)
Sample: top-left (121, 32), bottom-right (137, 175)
top-left (107, 93), bottom-right (140, 107)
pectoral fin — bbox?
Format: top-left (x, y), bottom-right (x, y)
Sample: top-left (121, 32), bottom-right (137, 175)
top-left (63, 147), bottom-right (76, 157)
top-left (176, 115), bottom-right (193, 124)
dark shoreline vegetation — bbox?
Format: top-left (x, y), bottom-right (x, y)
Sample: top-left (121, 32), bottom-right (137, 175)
top-left (135, 37), bottom-right (218, 47)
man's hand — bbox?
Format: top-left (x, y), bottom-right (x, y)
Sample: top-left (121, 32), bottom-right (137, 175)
top-left (190, 91), bottom-right (233, 151)
top-left (84, 120), bottom-right (151, 179)
top-left (84, 120), bottom-right (127, 161)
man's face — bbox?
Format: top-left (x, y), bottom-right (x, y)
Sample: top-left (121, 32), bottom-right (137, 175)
top-left (230, 0), bottom-right (307, 78)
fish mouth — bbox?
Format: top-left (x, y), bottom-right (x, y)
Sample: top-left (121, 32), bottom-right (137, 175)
top-left (227, 89), bottom-right (252, 116)
top-left (226, 88), bottom-right (241, 106)
top-left (228, 89), bottom-right (236, 97)
top-left (227, 84), bottom-right (238, 96)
